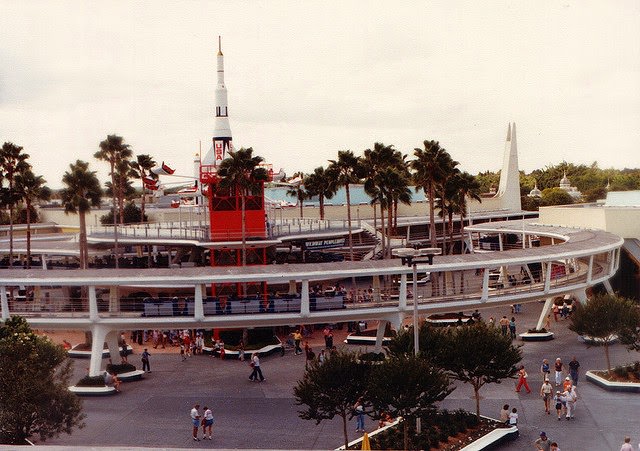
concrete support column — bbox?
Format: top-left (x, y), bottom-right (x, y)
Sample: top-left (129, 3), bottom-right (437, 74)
top-left (481, 269), bottom-right (490, 301)
top-left (374, 320), bottom-right (387, 353)
top-left (300, 279), bottom-right (310, 317)
top-left (288, 280), bottom-right (297, 295)
top-left (535, 297), bottom-right (554, 331)
top-left (1, 286), bottom-right (9, 320)
top-left (89, 325), bottom-right (109, 376)
top-left (603, 280), bottom-right (614, 295)
top-left (372, 275), bottom-right (381, 302)
top-left (108, 286), bottom-right (119, 313)
top-left (89, 286), bottom-right (98, 320)
top-left (105, 330), bottom-right (121, 365)
top-left (543, 262), bottom-right (553, 293)
top-left (498, 234), bottom-right (503, 251)
top-left (573, 289), bottom-right (588, 305)
top-left (586, 255), bottom-right (594, 284)
top-left (194, 284), bottom-right (204, 320)
top-left (41, 254), bottom-right (48, 270)
top-left (399, 274), bottom-right (407, 310)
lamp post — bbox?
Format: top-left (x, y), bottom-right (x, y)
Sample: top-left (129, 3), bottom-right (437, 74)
top-left (393, 246), bottom-right (441, 436)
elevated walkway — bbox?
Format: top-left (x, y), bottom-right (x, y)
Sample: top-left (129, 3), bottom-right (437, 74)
top-left (0, 220), bottom-right (623, 376)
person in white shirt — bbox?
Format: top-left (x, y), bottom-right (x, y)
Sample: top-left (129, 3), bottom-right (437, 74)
top-left (201, 406), bottom-right (214, 440)
top-left (620, 436), bottom-right (633, 451)
top-left (190, 403), bottom-right (200, 441)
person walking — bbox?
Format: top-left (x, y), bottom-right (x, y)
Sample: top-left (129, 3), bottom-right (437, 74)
top-left (499, 316), bottom-right (509, 336)
top-left (202, 406), bottom-right (214, 440)
top-left (354, 397), bottom-right (365, 432)
top-left (552, 303), bottom-right (559, 322)
top-left (141, 348), bottom-right (151, 373)
top-left (554, 358), bottom-right (564, 386)
top-left (568, 356), bottom-right (580, 386)
top-left (120, 339), bottom-right (128, 363)
top-left (249, 352), bottom-right (265, 382)
top-left (540, 358), bottom-right (551, 380)
top-left (535, 431), bottom-right (551, 451)
top-left (515, 365), bottom-right (531, 393)
top-left (509, 317), bottom-right (517, 340)
top-left (190, 403), bottom-right (201, 441)
top-left (540, 379), bottom-right (553, 414)
top-left (554, 391), bottom-right (564, 420)
top-left (293, 330), bottom-right (303, 355)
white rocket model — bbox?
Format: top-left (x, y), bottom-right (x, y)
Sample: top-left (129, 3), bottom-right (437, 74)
top-left (203, 36), bottom-right (233, 166)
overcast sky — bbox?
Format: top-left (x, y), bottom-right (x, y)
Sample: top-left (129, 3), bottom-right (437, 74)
top-left (1, 0), bottom-right (639, 189)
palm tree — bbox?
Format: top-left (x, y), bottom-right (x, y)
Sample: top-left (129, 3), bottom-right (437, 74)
top-left (14, 170), bottom-right (51, 268)
top-left (452, 171), bottom-right (482, 253)
top-left (60, 160), bottom-right (102, 269)
top-left (303, 166), bottom-right (336, 220)
top-left (328, 150), bottom-right (362, 261)
top-left (0, 142), bottom-right (31, 268)
top-left (362, 143), bottom-right (398, 257)
top-left (217, 147), bottom-right (268, 266)
top-left (385, 168), bottom-right (412, 256)
top-left (95, 135), bottom-right (133, 268)
top-left (286, 180), bottom-right (307, 218)
top-left (411, 141), bottom-right (453, 250)
top-left (130, 154), bottom-right (157, 223)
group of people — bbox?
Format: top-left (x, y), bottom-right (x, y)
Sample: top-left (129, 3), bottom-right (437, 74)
top-left (496, 315), bottom-right (518, 340)
top-left (189, 403), bottom-right (215, 441)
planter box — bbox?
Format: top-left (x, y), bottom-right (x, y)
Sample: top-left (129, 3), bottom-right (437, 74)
top-left (116, 369), bottom-right (145, 382)
top-left (335, 416), bottom-right (517, 451)
top-left (343, 334), bottom-right (392, 346)
top-left (459, 424), bottom-right (518, 451)
top-left (579, 335), bottom-right (618, 346)
top-left (202, 343), bottom-right (283, 359)
top-left (519, 332), bottom-right (554, 342)
top-left (585, 370), bottom-right (640, 393)
top-left (68, 344), bottom-right (133, 359)
top-left (68, 385), bottom-right (117, 396)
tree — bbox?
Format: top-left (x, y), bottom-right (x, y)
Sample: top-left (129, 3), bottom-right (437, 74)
top-left (303, 166), bottom-right (336, 220)
top-left (367, 355), bottom-right (453, 450)
top-left (95, 135), bottom-right (133, 268)
top-left (286, 180), bottom-right (307, 218)
top-left (0, 316), bottom-right (85, 444)
top-left (60, 160), bottom-right (102, 269)
top-left (14, 170), bottom-right (51, 268)
top-left (130, 154), bottom-right (157, 223)
top-left (328, 150), bottom-right (362, 261)
top-left (0, 142), bottom-right (31, 267)
top-left (429, 322), bottom-right (522, 419)
top-left (294, 351), bottom-right (369, 450)
top-left (569, 294), bottom-right (640, 374)
top-left (411, 140), bottom-right (453, 251)
top-left (217, 147), bottom-right (269, 266)
top-left (540, 187), bottom-right (574, 206)
top-left (100, 202), bottom-right (147, 225)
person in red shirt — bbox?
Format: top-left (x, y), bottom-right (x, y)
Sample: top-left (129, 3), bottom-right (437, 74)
top-left (515, 365), bottom-right (531, 393)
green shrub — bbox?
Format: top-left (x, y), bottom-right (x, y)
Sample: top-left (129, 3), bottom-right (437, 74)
top-left (76, 375), bottom-right (106, 387)
top-left (358, 351), bottom-right (386, 362)
top-left (106, 362), bottom-right (136, 374)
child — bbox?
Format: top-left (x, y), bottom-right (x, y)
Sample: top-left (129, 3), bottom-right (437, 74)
top-left (554, 391), bottom-right (564, 420)
top-left (508, 407), bottom-right (518, 426)
top-left (180, 343), bottom-right (186, 361)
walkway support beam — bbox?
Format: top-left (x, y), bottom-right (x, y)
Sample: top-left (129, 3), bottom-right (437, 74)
top-left (300, 280), bottom-right (310, 317)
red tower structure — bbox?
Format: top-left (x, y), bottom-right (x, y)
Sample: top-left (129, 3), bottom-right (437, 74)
top-left (199, 38), bottom-right (271, 298)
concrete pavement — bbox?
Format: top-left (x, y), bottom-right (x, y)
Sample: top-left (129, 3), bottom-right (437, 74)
top-left (42, 302), bottom-right (638, 450)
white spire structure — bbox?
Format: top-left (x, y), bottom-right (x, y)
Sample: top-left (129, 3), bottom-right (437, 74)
top-left (203, 36), bottom-right (233, 166)
top-left (494, 122), bottom-right (522, 211)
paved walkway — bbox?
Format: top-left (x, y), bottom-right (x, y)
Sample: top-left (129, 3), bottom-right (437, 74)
top-left (40, 302), bottom-right (637, 451)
